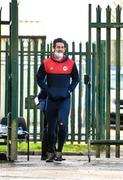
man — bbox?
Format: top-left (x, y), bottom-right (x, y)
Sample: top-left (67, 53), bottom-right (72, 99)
top-left (37, 38), bottom-right (79, 162)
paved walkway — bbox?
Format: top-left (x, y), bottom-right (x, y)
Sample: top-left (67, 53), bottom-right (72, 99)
top-left (0, 155), bottom-right (123, 180)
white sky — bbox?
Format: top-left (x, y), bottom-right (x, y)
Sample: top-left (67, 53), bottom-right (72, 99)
top-left (0, 0), bottom-right (121, 43)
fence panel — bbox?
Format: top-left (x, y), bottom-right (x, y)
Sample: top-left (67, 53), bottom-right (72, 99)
top-left (88, 4), bottom-right (123, 158)
top-left (0, 36), bottom-right (87, 143)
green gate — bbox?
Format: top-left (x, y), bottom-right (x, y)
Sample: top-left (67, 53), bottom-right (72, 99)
top-left (87, 4), bottom-right (123, 158)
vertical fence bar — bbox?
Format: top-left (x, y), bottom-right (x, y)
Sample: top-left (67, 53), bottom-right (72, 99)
top-left (20, 40), bottom-right (24, 116)
top-left (5, 41), bottom-right (9, 116)
top-left (78, 42), bottom-right (82, 143)
top-left (95, 5), bottom-right (101, 157)
top-left (71, 41), bottom-right (75, 143)
top-left (100, 41), bottom-right (106, 139)
top-left (39, 41), bottom-right (46, 141)
top-left (91, 43), bottom-right (96, 140)
top-left (33, 39), bottom-right (38, 142)
top-left (115, 5), bottom-right (121, 158)
top-left (46, 44), bottom-right (50, 58)
top-left (85, 4), bottom-right (92, 145)
top-left (106, 5), bottom-right (111, 158)
top-left (27, 40), bottom-right (31, 133)
top-left (50, 42), bottom-right (52, 54)
top-left (85, 42), bottom-right (91, 143)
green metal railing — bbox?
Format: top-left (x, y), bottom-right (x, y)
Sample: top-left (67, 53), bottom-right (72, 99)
top-left (1, 3), bottom-right (123, 160)
top-left (1, 37), bottom-right (88, 144)
top-left (88, 4), bottom-right (123, 158)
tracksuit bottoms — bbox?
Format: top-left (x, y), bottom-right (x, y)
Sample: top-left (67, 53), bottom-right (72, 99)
top-left (46, 97), bottom-right (70, 153)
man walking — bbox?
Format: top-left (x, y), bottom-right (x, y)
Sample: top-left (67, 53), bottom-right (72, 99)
top-left (37, 38), bottom-right (79, 162)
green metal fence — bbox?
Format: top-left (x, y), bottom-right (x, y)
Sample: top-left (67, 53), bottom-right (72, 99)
top-left (1, 3), bottom-right (123, 160)
top-left (1, 36), bottom-right (91, 143)
top-left (88, 4), bottom-right (123, 158)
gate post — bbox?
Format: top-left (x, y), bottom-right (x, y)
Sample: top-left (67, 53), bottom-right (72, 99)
top-left (115, 5), bottom-right (121, 158)
top-left (9, 0), bottom-right (18, 161)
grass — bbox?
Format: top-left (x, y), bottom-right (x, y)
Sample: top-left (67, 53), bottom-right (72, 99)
top-left (18, 142), bottom-right (94, 153)
top-left (0, 142), bottom-right (95, 153)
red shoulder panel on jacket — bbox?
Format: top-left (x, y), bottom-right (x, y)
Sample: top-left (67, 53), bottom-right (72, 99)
top-left (43, 58), bottom-right (74, 74)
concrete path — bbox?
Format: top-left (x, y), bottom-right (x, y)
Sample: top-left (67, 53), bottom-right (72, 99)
top-left (0, 155), bottom-right (123, 180)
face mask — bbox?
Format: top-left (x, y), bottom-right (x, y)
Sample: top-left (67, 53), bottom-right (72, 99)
top-left (54, 51), bottom-right (64, 59)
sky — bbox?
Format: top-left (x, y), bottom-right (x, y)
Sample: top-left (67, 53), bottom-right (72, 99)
top-left (0, 0), bottom-right (120, 43)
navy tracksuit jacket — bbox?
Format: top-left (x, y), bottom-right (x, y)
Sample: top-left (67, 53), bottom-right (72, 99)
top-left (37, 54), bottom-right (79, 153)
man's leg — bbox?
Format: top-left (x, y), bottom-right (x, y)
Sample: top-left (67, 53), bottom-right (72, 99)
top-left (46, 99), bottom-right (57, 162)
top-left (55, 98), bottom-right (70, 161)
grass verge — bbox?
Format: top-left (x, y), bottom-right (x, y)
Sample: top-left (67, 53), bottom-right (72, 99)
top-left (0, 142), bottom-right (95, 153)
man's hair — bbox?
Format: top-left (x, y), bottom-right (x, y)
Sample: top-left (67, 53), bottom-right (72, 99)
top-left (53, 38), bottom-right (67, 48)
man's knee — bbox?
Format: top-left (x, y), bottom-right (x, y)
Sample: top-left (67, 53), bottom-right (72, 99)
top-left (59, 122), bottom-right (66, 132)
